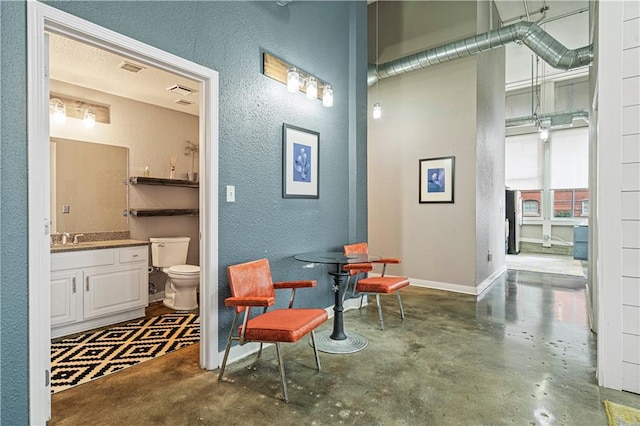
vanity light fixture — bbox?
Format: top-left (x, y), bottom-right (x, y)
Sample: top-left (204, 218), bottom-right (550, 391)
top-left (50, 98), bottom-right (67, 124)
top-left (83, 109), bottom-right (96, 129)
top-left (263, 52), bottom-right (333, 107)
top-left (49, 94), bottom-right (110, 126)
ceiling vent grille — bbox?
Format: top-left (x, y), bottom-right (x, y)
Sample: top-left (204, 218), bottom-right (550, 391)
top-left (167, 84), bottom-right (196, 96)
top-left (174, 99), bottom-right (195, 106)
top-left (118, 61), bottom-right (145, 73)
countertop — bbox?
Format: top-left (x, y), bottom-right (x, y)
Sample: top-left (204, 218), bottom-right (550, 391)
top-left (50, 239), bottom-right (149, 253)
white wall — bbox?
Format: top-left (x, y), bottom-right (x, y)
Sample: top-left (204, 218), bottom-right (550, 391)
top-left (367, 1), bottom-right (505, 294)
top-left (595, 0), bottom-right (640, 393)
top-left (620, 0), bottom-right (640, 394)
top-left (50, 80), bottom-right (200, 268)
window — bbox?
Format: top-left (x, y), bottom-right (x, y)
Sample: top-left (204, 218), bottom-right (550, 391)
top-left (523, 200), bottom-right (540, 216)
top-left (552, 188), bottom-right (589, 218)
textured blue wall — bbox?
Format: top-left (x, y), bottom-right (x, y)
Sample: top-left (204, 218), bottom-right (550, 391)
top-left (0, 1), bottom-right (367, 422)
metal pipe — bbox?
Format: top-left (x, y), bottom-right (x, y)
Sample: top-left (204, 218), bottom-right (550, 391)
top-left (505, 109), bottom-right (589, 128)
top-left (523, 0), bottom-right (531, 21)
top-left (367, 21), bottom-right (593, 86)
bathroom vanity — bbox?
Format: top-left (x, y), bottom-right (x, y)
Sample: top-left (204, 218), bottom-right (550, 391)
top-left (50, 240), bottom-right (149, 338)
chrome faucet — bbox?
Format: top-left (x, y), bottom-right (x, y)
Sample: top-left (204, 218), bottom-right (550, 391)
top-left (61, 232), bottom-right (70, 245)
top-left (73, 234), bottom-right (84, 244)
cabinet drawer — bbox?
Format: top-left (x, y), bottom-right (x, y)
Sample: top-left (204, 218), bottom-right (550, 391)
top-left (52, 249), bottom-right (116, 271)
top-left (119, 246), bottom-right (148, 264)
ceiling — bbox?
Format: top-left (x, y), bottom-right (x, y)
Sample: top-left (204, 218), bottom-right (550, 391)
top-left (48, 32), bottom-right (200, 116)
top-left (49, 1), bottom-right (589, 112)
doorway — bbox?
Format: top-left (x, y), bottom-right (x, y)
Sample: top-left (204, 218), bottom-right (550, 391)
top-left (27, 3), bottom-right (219, 423)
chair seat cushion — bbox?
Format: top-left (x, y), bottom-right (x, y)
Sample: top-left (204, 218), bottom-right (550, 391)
top-left (356, 276), bottom-right (410, 294)
top-left (243, 308), bottom-right (328, 343)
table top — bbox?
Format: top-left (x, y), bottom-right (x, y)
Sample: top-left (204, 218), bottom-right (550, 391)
top-left (294, 251), bottom-right (380, 265)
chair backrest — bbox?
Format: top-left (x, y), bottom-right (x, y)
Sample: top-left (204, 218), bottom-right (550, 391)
top-left (227, 258), bottom-right (275, 313)
top-left (344, 242), bottom-right (369, 256)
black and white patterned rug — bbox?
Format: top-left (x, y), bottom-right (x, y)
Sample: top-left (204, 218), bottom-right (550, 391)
top-left (51, 313), bottom-right (199, 393)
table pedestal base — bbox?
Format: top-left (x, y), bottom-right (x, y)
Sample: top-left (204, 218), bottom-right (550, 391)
top-left (312, 329), bottom-right (368, 354)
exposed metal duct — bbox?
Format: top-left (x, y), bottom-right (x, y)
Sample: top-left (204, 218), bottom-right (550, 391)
top-left (368, 21), bottom-right (593, 86)
top-left (505, 109), bottom-right (589, 128)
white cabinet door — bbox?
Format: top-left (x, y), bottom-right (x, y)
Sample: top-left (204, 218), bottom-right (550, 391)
top-left (83, 265), bottom-right (148, 320)
top-left (51, 270), bottom-right (81, 327)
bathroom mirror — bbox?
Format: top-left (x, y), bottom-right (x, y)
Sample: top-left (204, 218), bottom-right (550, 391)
top-left (51, 138), bottom-right (129, 234)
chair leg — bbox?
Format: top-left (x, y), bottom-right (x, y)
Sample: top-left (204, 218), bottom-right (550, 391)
top-left (275, 343), bottom-right (289, 402)
top-left (257, 307), bottom-right (268, 357)
top-left (218, 313), bottom-right (239, 381)
top-left (310, 330), bottom-right (321, 371)
top-left (376, 294), bottom-right (385, 330)
top-left (396, 291), bottom-right (405, 320)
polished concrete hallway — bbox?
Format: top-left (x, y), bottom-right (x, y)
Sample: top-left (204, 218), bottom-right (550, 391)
top-left (50, 270), bottom-right (639, 425)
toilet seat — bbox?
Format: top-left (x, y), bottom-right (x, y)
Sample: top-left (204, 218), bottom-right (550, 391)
top-left (168, 264), bottom-right (200, 275)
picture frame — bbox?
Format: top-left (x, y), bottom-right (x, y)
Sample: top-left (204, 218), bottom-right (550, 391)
top-left (419, 156), bottom-right (455, 203)
top-left (282, 123), bottom-right (320, 199)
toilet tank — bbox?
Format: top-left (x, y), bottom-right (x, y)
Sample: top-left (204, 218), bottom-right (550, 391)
top-left (150, 237), bottom-right (190, 267)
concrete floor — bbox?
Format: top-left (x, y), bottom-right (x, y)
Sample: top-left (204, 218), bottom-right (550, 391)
top-left (50, 270), bottom-right (639, 425)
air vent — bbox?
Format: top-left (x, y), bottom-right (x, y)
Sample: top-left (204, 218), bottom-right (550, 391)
top-left (118, 61), bottom-right (145, 73)
top-left (174, 99), bottom-right (195, 106)
top-left (167, 84), bottom-right (196, 96)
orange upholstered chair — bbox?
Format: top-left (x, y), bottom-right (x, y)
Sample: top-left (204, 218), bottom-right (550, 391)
top-left (343, 243), bottom-right (409, 330)
top-left (218, 258), bottom-right (328, 402)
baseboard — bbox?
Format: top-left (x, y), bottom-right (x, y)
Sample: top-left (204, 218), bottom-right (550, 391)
top-left (476, 266), bottom-right (507, 297)
top-left (372, 268), bottom-right (506, 297)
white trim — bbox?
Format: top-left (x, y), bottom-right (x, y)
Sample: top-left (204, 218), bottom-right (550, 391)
top-left (476, 266), bottom-right (507, 297)
top-left (27, 2), bottom-right (219, 423)
top-left (596, 0), bottom-right (624, 390)
top-left (380, 267), bottom-right (506, 297)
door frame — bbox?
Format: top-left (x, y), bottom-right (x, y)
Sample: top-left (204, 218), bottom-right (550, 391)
top-left (27, 2), bottom-right (219, 423)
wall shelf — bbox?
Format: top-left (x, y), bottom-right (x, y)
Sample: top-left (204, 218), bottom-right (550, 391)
top-left (129, 176), bottom-right (198, 188)
top-left (129, 208), bottom-right (199, 217)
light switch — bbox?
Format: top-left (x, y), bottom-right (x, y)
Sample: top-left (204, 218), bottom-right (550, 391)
top-left (62, 205), bottom-right (70, 214)
top-left (226, 185), bottom-right (235, 202)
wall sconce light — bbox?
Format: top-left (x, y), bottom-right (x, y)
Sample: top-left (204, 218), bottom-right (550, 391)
top-left (322, 85), bottom-right (333, 108)
top-left (287, 67), bottom-right (300, 93)
top-left (49, 94), bottom-right (110, 127)
top-left (49, 98), bottom-right (67, 124)
top-left (306, 76), bottom-right (317, 100)
top-left (262, 51), bottom-right (333, 107)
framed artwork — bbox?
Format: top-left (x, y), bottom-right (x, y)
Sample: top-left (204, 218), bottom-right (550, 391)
top-left (419, 156), bottom-right (455, 203)
top-left (282, 123), bottom-right (320, 199)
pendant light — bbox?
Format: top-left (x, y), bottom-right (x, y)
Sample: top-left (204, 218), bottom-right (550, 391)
top-left (84, 108), bottom-right (96, 129)
top-left (322, 84), bottom-right (334, 107)
top-left (287, 67), bottom-right (300, 93)
top-left (373, 1), bottom-right (382, 119)
top-left (306, 76), bottom-right (318, 100)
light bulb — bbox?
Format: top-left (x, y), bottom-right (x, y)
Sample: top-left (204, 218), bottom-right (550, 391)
top-left (287, 67), bottom-right (300, 93)
top-left (322, 85), bottom-right (333, 107)
top-left (372, 102), bottom-right (382, 119)
top-left (84, 109), bottom-right (96, 129)
top-left (50, 99), bottom-right (66, 124)
top-left (306, 77), bottom-right (317, 100)
top-left (540, 128), bottom-right (549, 140)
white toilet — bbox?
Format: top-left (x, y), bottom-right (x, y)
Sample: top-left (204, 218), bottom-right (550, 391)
top-left (150, 237), bottom-right (200, 311)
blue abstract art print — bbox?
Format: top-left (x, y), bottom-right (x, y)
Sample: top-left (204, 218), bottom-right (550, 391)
top-left (427, 168), bottom-right (445, 193)
top-left (293, 143), bottom-right (312, 183)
